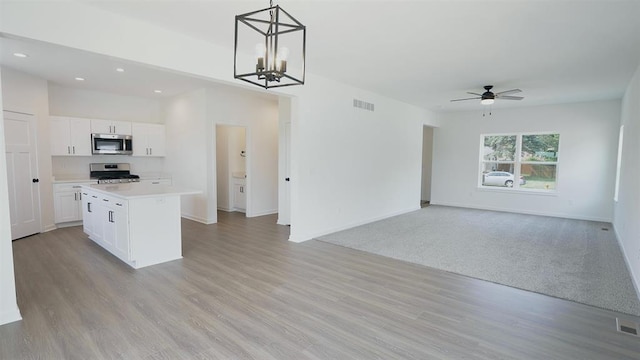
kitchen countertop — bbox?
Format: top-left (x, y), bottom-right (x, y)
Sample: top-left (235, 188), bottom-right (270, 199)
top-left (52, 177), bottom-right (94, 184)
top-left (53, 174), bottom-right (172, 184)
top-left (82, 183), bottom-right (200, 200)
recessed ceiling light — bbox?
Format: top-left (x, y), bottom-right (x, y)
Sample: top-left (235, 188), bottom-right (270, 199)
top-left (116, 68), bottom-right (125, 72)
top-left (154, 90), bottom-right (162, 94)
top-left (13, 53), bottom-right (28, 58)
top-left (75, 77), bottom-right (85, 81)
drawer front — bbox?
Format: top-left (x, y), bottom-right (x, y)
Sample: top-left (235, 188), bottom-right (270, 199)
top-left (54, 182), bottom-right (93, 192)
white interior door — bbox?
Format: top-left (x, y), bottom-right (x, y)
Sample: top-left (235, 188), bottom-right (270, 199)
top-left (3, 111), bottom-right (41, 240)
top-left (279, 122), bottom-right (291, 225)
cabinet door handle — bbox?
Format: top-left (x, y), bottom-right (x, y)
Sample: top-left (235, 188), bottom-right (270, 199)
top-left (103, 199), bottom-right (109, 202)
top-left (72, 146), bottom-right (75, 154)
top-left (72, 185), bottom-right (81, 188)
top-left (116, 203), bottom-right (123, 206)
top-left (79, 192), bottom-right (82, 200)
top-left (113, 125), bottom-right (116, 133)
top-left (87, 203), bottom-right (92, 213)
top-left (108, 211), bottom-right (114, 223)
top-left (240, 186), bottom-right (244, 193)
top-left (74, 193), bottom-right (77, 201)
top-left (67, 146), bottom-right (71, 154)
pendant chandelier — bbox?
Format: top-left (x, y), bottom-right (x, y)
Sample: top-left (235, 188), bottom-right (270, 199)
top-left (234, 0), bottom-right (306, 89)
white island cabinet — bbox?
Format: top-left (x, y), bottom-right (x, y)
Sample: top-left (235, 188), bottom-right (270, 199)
top-left (81, 183), bottom-right (199, 269)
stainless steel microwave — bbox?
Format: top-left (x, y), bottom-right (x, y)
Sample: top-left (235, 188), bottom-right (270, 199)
top-left (91, 133), bottom-right (133, 155)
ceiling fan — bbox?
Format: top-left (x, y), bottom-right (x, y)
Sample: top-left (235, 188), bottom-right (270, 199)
top-left (451, 85), bottom-right (523, 105)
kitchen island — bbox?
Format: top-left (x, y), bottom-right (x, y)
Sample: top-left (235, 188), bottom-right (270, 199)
top-left (81, 183), bottom-right (199, 269)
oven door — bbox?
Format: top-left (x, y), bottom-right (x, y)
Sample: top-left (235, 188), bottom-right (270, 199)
top-left (92, 134), bottom-right (133, 155)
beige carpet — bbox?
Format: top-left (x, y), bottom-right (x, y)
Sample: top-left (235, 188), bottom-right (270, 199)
top-left (318, 205), bottom-right (640, 316)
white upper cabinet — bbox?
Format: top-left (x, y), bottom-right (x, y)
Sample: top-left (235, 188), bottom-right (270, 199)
top-left (50, 116), bottom-right (92, 156)
top-left (91, 119), bottom-right (132, 135)
top-left (132, 123), bottom-right (166, 157)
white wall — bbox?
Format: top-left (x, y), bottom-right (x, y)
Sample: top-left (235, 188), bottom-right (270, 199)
top-left (288, 74), bottom-right (437, 241)
top-left (51, 156), bottom-right (165, 180)
top-left (1, 67), bottom-right (54, 231)
top-left (49, 85), bottom-right (162, 123)
top-left (163, 89), bottom-right (211, 223)
top-left (614, 65), bottom-right (640, 294)
top-left (0, 69), bottom-right (22, 325)
top-left (431, 100), bottom-right (621, 221)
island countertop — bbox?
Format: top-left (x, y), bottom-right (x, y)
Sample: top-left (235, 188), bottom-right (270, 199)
top-left (83, 183), bottom-right (200, 200)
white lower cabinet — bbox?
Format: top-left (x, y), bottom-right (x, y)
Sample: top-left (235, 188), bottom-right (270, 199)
top-left (81, 190), bottom-right (95, 238)
top-left (81, 185), bottom-right (185, 269)
top-left (82, 189), bottom-right (130, 262)
top-left (54, 182), bottom-right (92, 224)
top-left (233, 178), bottom-right (246, 211)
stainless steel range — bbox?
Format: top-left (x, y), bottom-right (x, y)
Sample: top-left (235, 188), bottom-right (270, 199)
top-left (90, 163), bottom-right (140, 184)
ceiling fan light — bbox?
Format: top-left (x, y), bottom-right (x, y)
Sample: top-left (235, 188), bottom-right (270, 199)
top-left (481, 98), bottom-right (495, 105)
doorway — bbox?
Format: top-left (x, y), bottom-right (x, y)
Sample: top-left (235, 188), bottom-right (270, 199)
top-left (3, 110), bottom-right (41, 239)
top-left (421, 126), bottom-right (434, 207)
top-left (216, 125), bottom-right (247, 214)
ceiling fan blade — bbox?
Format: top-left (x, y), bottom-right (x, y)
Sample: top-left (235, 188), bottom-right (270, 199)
top-left (495, 89), bottom-right (522, 96)
top-left (497, 95), bottom-right (524, 100)
top-left (450, 97), bottom-right (481, 102)
top-left (467, 92), bottom-right (483, 96)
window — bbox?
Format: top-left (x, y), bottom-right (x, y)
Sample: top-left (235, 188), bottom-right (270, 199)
top-left (480, 133), bottom-right (559, 191)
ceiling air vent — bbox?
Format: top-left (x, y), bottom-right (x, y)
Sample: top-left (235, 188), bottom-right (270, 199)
top-left (353, 99), bottom-right (375, 112)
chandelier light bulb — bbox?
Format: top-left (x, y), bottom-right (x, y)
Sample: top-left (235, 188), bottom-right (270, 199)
top-left (255, 43), bottom-right (266, 71)
top-left (277, 47), bottom-right (289, 61)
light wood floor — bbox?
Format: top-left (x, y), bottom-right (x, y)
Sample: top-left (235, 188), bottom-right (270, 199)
top-left (2, 211), bottom-right (640, 359)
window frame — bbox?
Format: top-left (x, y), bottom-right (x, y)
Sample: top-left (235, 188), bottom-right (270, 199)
top-left (479, 132), bottom-right (560, 193)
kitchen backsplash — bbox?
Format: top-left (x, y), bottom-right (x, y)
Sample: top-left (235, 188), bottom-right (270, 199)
top-left (52, 156), bottom-right (165, 180)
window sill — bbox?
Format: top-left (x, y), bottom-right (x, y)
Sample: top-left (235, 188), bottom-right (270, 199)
top-left (477, 186), bottom-right (559, 197)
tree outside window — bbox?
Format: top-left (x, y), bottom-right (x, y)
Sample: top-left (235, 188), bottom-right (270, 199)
top-left (480, 133), bottom-right (559, 191)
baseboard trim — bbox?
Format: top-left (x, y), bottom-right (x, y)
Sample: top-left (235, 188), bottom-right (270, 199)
top-left (429, 201), bottom-right (612, 223)
top-left (52, 221), bottom-right (82, 229)
top-left (289, 205), bottom-right (421, 243)
top-left (248, 209), bottom-right (277, 218)
top-left (0, 307), bottom-right (22, 326)
top-left (613, 225), bottom-right (640, 302)
top-left (180, 214), bottom-right (216, 225)
top-left (43, 223), bottom-right (57, 232)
